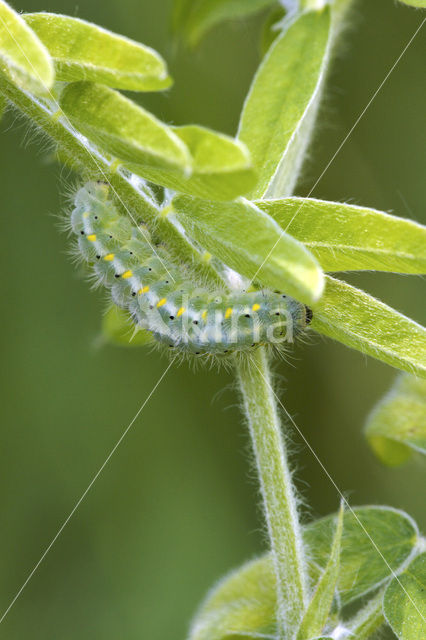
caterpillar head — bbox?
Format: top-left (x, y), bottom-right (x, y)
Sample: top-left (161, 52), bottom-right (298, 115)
top-left (74, 181), bottom-right (110, 207)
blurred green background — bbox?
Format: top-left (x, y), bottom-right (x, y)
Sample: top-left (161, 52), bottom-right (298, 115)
top-left (0, 0), bottom-right (425, 638)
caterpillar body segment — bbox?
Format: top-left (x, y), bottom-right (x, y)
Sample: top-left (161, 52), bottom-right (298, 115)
top-left (71, 182), bottom-right (311, 356)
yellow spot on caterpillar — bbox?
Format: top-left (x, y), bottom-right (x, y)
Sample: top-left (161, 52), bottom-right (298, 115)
top-left (177, 307), bottom-right (186, 317)
top-left (87, 234), bottom-right (96, 242)
top-left (202, 251), bottom-right (212, 264)
top-left (122, 270), bottom-right (133, 279)
top-left (139, 285), bottom-right (150, 294)
top-left (252, 303), bottom-right (261, 312)
top-left (109, 159), bottom-right (121, 173)
top-left (201, 310), bottom-right (208, 321)
top-left (104, 253), bottom-right (115, 261)
top-left (225, 307), bottom-right (233, 319)
top-left (83, 212), bottom-right (90, 219)
top-left (157, 298), bottom-right (167, 308)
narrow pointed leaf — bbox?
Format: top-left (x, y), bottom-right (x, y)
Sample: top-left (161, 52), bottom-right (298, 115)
top-left (102, 306), bottom-right (153, 347)
top-left (238, 8), bottom-right (331, 198)
top-left (365, 374), bottom-right (426, 466)
top-left (60, 82), bottom-right (191, 173)
top-left (24, 13), bottom-right (171, 91)
top-left (172, 195), bottom-right (324, 305)
top-left (383, 553), bottom-right (426, 640)
top-left (296, 505), bottom-right (344, 640)
top-left (173, 0), bottom-right (276, 47)
top-left (311, 276), bottom-right (426, 377)
top-left (256, 198), bottom-right (426, 273)
top-left (142, 124), bottom-right (257, 200)
top-left (0, 0), bottom-right (54, 95)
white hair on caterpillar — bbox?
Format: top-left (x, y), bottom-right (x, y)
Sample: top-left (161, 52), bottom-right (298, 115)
top-left (70, 181), bottom-right (312, 359)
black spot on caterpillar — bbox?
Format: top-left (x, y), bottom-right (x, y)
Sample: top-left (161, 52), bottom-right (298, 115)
top-left (71, 182), bottom-right (311, 357)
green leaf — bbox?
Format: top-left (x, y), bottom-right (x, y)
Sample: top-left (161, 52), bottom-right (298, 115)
top-left (255, 198), bottom-right (426, 273)
top-left (311, 276), bottom-right (426, 377)
top-left (238, 8), bottom-right (331, 198)
top-left (365, 374), bottom-right (426, 466)
top-left (0, 0), bottom-right (54, 95)
top-left (101, 306), bottom-right (153, 347)
top-left (60, 81), bottom-right (191, 173)
top-left (296, 505), bottom-right (344, 640)
top-left (398, 1), bottom-right (426, 8)
top-left (189, 507), bottom-right (418, 639)
top-left (173, 0), bottom-right (276, 47)
top-left (188, 555), bottom-right (277, 640)
top-left (306, 506), bottom-right (419, 605)
top-left (144, 124), bottom-right (257, 200)
top-left (24, 12), bottom-right (171, 92)
top-left (60, 82), bottom-right (255, 199)
top-left (172, 195), bottom-right (324, 305)
top-left (383, 553), bottom-right (426, 640)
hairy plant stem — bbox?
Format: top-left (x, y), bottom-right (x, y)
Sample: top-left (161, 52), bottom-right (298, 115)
top-left (236, 349), bottom-right (308, 638)
top-left (235, 3), bottom-right (356, 637)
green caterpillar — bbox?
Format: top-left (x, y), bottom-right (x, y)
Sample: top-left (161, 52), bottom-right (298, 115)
top-left (71, 182), bottom-right (312, 357)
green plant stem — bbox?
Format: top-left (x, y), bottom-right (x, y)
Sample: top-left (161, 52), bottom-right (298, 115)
top-left (242, 4), bottom-right (354, 631)
top-left (236, 348), bottom-right (308, 638)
